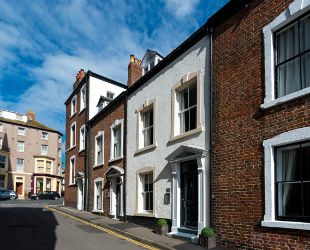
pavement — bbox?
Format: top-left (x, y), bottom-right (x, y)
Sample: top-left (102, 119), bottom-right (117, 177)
top-left (51, 205), bottom-right (224, 250)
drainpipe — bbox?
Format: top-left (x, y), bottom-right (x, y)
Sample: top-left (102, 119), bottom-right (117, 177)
top-left (84, 78), bottom-right (90, 211)
top-left (207, 28), bottom-right (214, 227)
top-left (123, 92), bottom-right (128, 221)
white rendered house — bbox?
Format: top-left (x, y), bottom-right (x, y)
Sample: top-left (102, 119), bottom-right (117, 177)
top-left (126, 27), bottom-right (212, 240)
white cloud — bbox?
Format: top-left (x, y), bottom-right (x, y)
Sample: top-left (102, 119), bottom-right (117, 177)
top-left (165, 0), bottom-right (200, 17)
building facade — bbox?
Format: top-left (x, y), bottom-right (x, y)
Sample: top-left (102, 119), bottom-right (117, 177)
top-left (211, 0), bottom-right (310, 248)
top-left (126, 30), bottom-right (211, 241)
top-left (64, 69), bottom-right (126, 210)
top-left (0, 109), bottom-right (62, 199)
top-left (88, 93), bottom-right (126, 218)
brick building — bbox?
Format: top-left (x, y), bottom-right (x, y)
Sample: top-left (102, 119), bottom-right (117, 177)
top-left (88, 92), bottom-right (125, 218)
top-left (64, 69), bottom-right (126, 210)
top-left (210, 0), bottom-right (310, 248)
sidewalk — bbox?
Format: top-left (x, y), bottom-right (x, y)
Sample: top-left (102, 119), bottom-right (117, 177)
top-left (50, 206), bottom-right (224, 250)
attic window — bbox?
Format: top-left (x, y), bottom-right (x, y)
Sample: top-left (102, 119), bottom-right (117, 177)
top-left (107, 92), bottom-right (114, 100)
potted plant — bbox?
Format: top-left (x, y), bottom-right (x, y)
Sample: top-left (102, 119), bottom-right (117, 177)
top-left (155, 218), bottom-right (168, 235)
top-left (199, 227), bottom-right (216, 249)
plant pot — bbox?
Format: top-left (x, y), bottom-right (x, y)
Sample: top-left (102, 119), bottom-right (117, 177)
top-left (199, 235), bottom-right (216, 249)
top-left (155, 225), bottom-right (168, 235)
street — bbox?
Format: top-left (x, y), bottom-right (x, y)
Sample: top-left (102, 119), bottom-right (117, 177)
top-left (0, 199), bottom-right (145, 250)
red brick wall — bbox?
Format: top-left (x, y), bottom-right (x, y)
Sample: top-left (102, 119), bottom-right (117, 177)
top-left (211, 0), bottom-right (310, 248)
top-left (88, 97), bottom-right (125, 215)
top-left (64, 81), bottom-right (87, 208)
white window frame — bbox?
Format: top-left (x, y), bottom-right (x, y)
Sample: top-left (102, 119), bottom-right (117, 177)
top-left (94, 131), bottom-right (104, 167)
top-left (79, 125), bottom-right (86, 151)
top-left (58, 148), bottom-right (61, 158)
top-left (136, 168), bottom-right (155, 215)
top-left (110, 119), bottom-right (124, 161)
top-left (17, 141), bottom-right (25, 152)
top-left (69, 155), bottom-right (76, 185)
top-left (0, 137), bottom-right (2, 149)
top-left (93, 177), bottom-right (104, 212)
top-left (41, 145), bottom-right (48, 155)
top-left (17, 127), bottom-right (25, 136)
top-left (135, 99), bottom-right (156, 154)
top-left (70, 122), bottom-right (76, 148)
top-left (262, 0), bottom-right (310, 109)
top-left (42, 131), bottom-right (49, 140)
top-left (262, 127), bottom-right (310, 230)
top-left (170, 70), bottom-right (202, 142)
top-left (0, 123), bottom-right (3, 132)
top-left (71, 95), bottom-right (77, 116)
top-left (16, 158), bottom-right (24, 172)
top-left (80, 85), bottom-right (86, 112)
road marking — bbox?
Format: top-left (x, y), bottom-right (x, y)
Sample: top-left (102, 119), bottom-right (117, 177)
top-left (47, 206), bottom-right (160, 250)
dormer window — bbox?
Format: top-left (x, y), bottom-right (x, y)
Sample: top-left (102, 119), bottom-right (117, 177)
top-left (96, 95), bottom-right (113, 113)
top-left (141, 50), bottom-right (164, 76)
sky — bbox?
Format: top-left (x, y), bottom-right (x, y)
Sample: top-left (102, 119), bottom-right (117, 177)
top-left (0, 0), bottom-right (228, 154)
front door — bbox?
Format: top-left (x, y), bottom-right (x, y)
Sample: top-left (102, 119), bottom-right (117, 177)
top-left (116, 180), bottom-right (121, 217)
top-left (16, 182), bottom-right (23, 196)
top-left (77, 180), bottom-right (83, 210)
top-left (181, 160), bottom-right (198, 229)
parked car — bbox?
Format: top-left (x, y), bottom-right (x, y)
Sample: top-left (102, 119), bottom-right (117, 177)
top-left (0, 190), bottom-right (11, 200)
top-left (8, 190), bottom-right (18, 200)
top-left (30, 191), bottom-right (60, 200)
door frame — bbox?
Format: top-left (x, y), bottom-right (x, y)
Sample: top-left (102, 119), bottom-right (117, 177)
top-left (14, 176), bottom-right (25, 198)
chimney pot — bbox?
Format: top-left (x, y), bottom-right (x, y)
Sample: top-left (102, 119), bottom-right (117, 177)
top-left (130, 55), bottom-right (135, 63)
top-left (26, 110), bottom-right (35, 121)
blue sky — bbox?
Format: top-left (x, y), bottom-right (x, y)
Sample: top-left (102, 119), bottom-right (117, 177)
top-left (0, 0), bottom-right (228, 144)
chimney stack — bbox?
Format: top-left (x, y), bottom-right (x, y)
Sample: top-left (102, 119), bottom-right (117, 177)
top-left (127, 55), bottom-right (142, 87)
top-left (73, 69), bottom-right (85, 90)
top-left (27, 110), bottom-right (35, 121)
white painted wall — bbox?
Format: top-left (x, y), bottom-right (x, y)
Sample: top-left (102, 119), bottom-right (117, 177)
top-left (88, 76), bottom-right (126, 120)
top-left (126, 36), bottom-right (211, 219)
top-left (0, 109), bottom-right (27, 122)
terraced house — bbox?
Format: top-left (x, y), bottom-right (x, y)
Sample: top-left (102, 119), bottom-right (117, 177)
top-left (64, 69), bottom-right (126, 210)
top-left (63, 0), bottom-right (310, 248)
top-left (0, 109), bottom-right (63, 199)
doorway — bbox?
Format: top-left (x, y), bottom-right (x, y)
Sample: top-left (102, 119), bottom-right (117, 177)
top-left (16, 182), bottom-right (23, 196)
top-left (181, 160), bottom-right (198, 229)
top-left (116, 178), bottom-right (121, 217)
top-left (77, 180), bottom-right (83, 210)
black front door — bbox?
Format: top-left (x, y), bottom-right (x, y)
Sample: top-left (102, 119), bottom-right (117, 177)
top-left (181, 160), bottom-right (198, 229)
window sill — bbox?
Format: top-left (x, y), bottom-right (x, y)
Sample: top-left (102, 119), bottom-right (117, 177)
top-left (93, 164), bottom-right (104, 169)
top-left (79, 107), bottom-right (86, 114)
top-left (169, 126), bottom-right (203, 143)
top-left (65, 145), bottom-right (76, 152)
top-left (79, 148), bottom-right (85, 153)
top-left (70, 113), bottom-right (76, 119)
top-left (109, 156), bottom-right (123, 163)
top-left (134, 212), bottom-right (155, 217)
top-left (261, 220), bottom-right (310, 230)
top-left (41, 138), bottom-right (48, 140)
top-left (261, 87), bottom-right (310, 109)
top-left (134, 144), bottom-right (157, 156)
top-left (68, 183), bottom-right (76, 187)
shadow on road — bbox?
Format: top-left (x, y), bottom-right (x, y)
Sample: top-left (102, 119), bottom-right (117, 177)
top-left (0, 206), bottom-right (58, 250)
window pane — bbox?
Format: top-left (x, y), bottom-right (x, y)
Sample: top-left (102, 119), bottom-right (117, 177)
top-left (304, 182), bottom-right (310, 216)
top-left (278, 182), bottom-right (302, 217)
top-left (277, 57), bottom-right (301, 97)
top-left (180, 88), bottom-right (189, 110)
top-left (300, 14), bottom-right (310, 53)
top-left (189, 107), bottom-right (197, 130)
top-left (302, 145), bottom-right (310, 181)
top-left (277, 23), bottom-right (299, 63)
top-left (277, 148), bottom-right (299, 181)
top-left (301, 52), bottom-right (310, 89)
top-left (189, 84), bottom-right (197, 107)
top-left (184, 110), bottom-right (190, 132)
